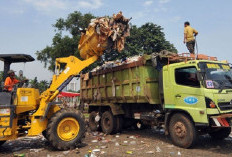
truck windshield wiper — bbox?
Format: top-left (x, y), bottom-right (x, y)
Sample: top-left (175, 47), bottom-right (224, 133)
top-left (218, 81), bottom-right (225, 93)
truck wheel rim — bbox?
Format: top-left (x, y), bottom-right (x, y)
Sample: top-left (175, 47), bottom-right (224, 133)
top-left (57, 118), bottom-right (80, 141)
top-left (174, 122), bottom-right (186, 138)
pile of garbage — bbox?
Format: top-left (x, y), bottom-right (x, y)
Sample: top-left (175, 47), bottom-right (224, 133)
top-left (89, 11), bottom-right (131, 52)
top-left (79, 11), bottom-right (131, 59)
top-left (91, 55), bottom-right (142, 72)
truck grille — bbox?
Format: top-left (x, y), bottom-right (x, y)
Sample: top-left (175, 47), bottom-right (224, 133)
top-left (218, 102), bottom-right (232, 111)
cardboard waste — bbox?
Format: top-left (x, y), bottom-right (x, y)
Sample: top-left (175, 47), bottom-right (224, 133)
top-left (79, 11), bottom-right (131, 59)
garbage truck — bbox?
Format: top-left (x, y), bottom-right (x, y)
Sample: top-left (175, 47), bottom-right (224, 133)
top-left (80, 52), bottom-right (232, 148)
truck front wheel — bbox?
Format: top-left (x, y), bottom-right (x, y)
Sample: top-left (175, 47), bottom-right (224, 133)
top-left (47, 108), bottom-right (86, 150)
top-left (209, 127), bottom-right (231, 140)
top-left (169, 113), bottom-right (197, 148)
top-left (101, 111), bottom-right (116, 134)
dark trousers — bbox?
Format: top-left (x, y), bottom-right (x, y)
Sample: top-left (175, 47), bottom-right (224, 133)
top-left (186, 40), bottom-right (195, 54)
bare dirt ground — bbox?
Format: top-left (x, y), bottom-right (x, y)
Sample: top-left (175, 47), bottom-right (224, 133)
top-left (1, 127), bottom-right (232, 157)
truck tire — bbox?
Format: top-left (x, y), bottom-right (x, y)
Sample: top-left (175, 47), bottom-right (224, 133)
top-left (0, 141), bottom-right (6, 146)
top-left (46, 108), bottom-right (86, 150)
top-left (169, 113), bottom-right (197, 148)
top-left (114, 115), bottom-right (123, 133)
top-left (101, 111), bottom-right (116, 134)
top-left (89, 111), bottom-right (100, 132)
top-left (209, 127), bottom-right (231, 140)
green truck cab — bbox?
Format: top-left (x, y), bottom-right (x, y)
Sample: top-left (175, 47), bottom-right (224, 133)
top-left (163, 60), bottom-right (232, 148)
top-left (80, 53), bottom-right (232, 148)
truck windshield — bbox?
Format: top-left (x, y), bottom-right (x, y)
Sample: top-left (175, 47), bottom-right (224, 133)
top-left (199, 62), bottom-right (232, 89)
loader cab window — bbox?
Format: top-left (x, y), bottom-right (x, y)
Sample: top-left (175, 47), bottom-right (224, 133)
top-left (175, 67), bottom-right (200, 87)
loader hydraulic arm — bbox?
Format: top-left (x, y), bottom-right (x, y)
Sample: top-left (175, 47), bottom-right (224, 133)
top-left (33, 55), bottom-right (98, 117)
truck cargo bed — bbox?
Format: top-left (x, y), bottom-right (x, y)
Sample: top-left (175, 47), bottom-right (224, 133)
top-left (80, 55), bottom-right (161, 105)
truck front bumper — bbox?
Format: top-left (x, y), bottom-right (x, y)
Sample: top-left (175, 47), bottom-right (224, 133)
top-left (210, 113), bottom-right (232, 127)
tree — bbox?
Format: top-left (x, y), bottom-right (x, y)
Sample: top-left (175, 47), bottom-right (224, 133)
top-left (36, 11), bottom-right (177, 73)
top-left (29, 77), bottom-right (50, 93)
top-left (38, 80), bottom-right (49, 93)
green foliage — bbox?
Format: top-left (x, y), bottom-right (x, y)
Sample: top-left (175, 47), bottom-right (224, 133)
top-left (36, 11), bottom-right (177, 73)
top-left (30, 77), bottom-right (49, 93)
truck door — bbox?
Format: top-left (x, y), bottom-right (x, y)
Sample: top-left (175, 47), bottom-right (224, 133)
top-left (172, 66), bottom-right (207, 123)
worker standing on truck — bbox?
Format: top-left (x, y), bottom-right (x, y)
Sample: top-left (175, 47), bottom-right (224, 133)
top-left (4, 70), bottom-right (20, 91)
top-left (183, 21), bottom-right (198, 54)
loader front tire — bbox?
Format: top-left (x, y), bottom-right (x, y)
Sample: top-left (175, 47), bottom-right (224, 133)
top-left (47, 108), bottom-right (86, 150)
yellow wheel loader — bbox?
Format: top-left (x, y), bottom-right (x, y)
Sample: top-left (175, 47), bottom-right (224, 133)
top-left (0, 12), bottom-right (130, 150)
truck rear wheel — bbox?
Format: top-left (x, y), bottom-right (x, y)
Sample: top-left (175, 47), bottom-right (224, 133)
top-left (209, 127), bottom-right (231, 140)
top-left (47, 108), bottom-right (86, 150)
top-left (115, 115), bottom-right (123, 133)
top-left (169, 113), bottom-right (197, 148)
top-left (89, 111), bottom-right (100, 132)
top-left (101, 111), bottom-right (116, 134)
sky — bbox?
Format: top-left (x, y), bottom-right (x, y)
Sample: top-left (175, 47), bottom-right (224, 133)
top-left (0, 0), bottom-right (232, 82)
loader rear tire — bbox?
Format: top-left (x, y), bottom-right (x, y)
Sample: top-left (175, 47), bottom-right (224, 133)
top-left (89, 111), bottom-right (100, 132)
top-left (0, 141), bottom-right (6, 146)
top-left (47, 108), bottom-right (86, 150)
top-left (101, 111), bottom-right (116, 134)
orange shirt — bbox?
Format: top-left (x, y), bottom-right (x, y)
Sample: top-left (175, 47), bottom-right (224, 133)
top-left (4, 77), bottom-right (19, 91)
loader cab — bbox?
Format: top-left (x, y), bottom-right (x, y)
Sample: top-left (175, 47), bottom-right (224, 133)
top-left (0, 54), bottom-right (34, 104)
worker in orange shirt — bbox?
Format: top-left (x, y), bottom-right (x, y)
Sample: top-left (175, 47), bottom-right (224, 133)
top-left (184, 21), bottom-right (198, 54)
top-left (4, 70), bottom-right (20, 91)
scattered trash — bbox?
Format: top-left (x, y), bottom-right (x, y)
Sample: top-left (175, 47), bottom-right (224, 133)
top-left (178, 151), bottom-right (181, 156)
top-left (95, 114), bottom-right (100, 122)
top-left (101, 139), bottom-right (109, 143)
top-left (156, 146), bottom-right (162, 152)
top-left (126, 151), bottom-right (133, 154)
top-left (123, 141), bottom-right (128, 144)
top-left (46, 154), bottom-right (51, 157)
top-left (91, 140), bottom-right (98, 143)
top-left (115, 135), bottom-right (120, 138)
top-left (62, 150), bottom-right (70, 155)
top-left (29, 148), bottom-right (44, 153)
top-left (92, 132), bottom-right (98, 136)
top-left (146, 151), bottom-right (154, 154)
top-left (167, 144), bottom-right (174, 148)
top-left (90, 149), bottom-right (101, 157)
top-left (100, 145), bottom-right (107, 149)
top-left (129, 136), bottom-right (136, 139)
top-left (141, 141), bottom-right (145, 144)
top-left (130, 141), bottom-right (136, 145)
top-left (170, 152), bottom-right (175, 155)
top-left (13, 153), bottom-right (25, 157)
top-left (115, 142), bottom-right (120, 146)
top-left (100, 151), bottom-right (106, 155)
